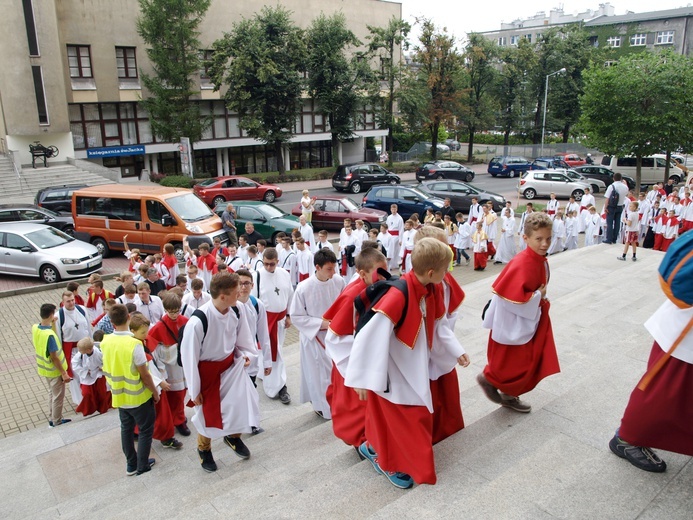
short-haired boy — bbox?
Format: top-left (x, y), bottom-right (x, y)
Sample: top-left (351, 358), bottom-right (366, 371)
top-left (72, 337), bottom-right (112, 416)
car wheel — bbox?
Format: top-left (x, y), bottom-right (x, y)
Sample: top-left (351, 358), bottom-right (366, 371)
top-left (669, 175), bottom-right (681, 184)
top-left (465, 173), bottom-right (474, 182)
top-left (263, 191), bottom-right (276, 203)
top-left (92, 238), bottom-right (110, 257)
top-left (39, 264), bottom-right (61, 284)
top-left (591, 184), bottom-right (599, 194)
top-left (350, 182), bottom-right (362, 194)
top-left (571, 189), bottom-right (584, 201)
top-left (173, 242), bottom-right (185, 262)
top-left (490, 173), bottom-right (497, 177)
top-left (508, 170), bottom-right (516, 179)
top-left (362, 221), bottom-right (372, 231)
top-left (523, 188), bottom-right (536, 200)
top-left (212, 195), bottom-right (226, 207)
top-left (389, 178), bottom-right (397, 185)
top-left (436, 174), bottom-right (445, 179)
top-left (63, 225), bottom-right (75, 237)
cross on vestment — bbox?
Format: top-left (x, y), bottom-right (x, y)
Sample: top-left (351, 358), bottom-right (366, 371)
top-left (274, 286), bottom-right (280, 295)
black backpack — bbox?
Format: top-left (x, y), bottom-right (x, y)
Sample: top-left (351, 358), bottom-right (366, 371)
top-left (353, 269), bottom-right (408, 336)
top-left (176, 306), bottom-right (240, 366)
top-left (607, 184), bottom-right (620, 208)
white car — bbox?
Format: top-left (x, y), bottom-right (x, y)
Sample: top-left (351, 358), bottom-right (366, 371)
top-left (0, 222), bottom-right (102, 283)
top-left (518, 170), bottom-right (591, 201)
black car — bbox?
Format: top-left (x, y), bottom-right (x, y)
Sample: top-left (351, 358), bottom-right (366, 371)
top-left (415, 161), bottom-right (475, 182)
top-left (416, 180), bottom-right (506, 213)
top-left (572, 165), bottom-right (636, 190)
top-left (0, 204), bottom-right (75, 235)
top-left (35, 184), bottom-right (88, 212)
top-left (332, 163), bottom-right (400, 194)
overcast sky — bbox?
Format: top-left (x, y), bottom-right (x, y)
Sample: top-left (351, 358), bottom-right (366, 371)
top-left (398, 1), bottom-right (691, 41)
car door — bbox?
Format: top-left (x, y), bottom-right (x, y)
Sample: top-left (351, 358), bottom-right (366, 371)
top-left (310, 198), bottom-right (328, 228)
top-left (236, 178), bottom-right (261, 200)
top-left (141, 199), bottom-right (171, 254)
top-left (237, 206), bottom-right (272, 238)
top-left (550, 173), bottom-right (572, 196)
top-left (17, 209), bottom-right (53, 228)
top-left (2, 231), bottom-right (39, 276)
top-left (323, 199), bottom-right (344, 229)
top-left (369, 165), bottom-right (387, 184)
top-left (448, 182), bottom-right (473, 211)
top-left (396, 187), bottom-right (423, 217)
top-left (446, 163), bottom-right (464, 181)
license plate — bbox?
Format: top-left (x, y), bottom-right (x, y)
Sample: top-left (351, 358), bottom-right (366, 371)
top-left (87, 259), bottom-right (100, 268)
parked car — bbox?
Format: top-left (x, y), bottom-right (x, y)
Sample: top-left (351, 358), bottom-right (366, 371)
top-left (290, 196), bottom-right (386, 231)
top-left (487, 156), bottom-right (532, 178)
top-left (415, 180), bottom-right (506, 213)
top-left (518, 170), bottom-right (591, 201)
top-left (193, 176), bottom-right (282, 207)
top-left (601, 155), bottom-right (686, 185)
top-left (530, 157), bottom-right (571, 170)
top-left (0, 204), bottom-right (75, 235)
top-left (35, 184), bottom-right (88, 213)
top-left (407, 142), bottom-right (451, 156)
top-left (332, 163), bottom-right (400, 194)
top-left (415, 161), bottom-right (475, 182)
top-left (214, 201), bottom-right (299, 244)
top-left (572, 165), bottom-right (636, 190)
top-left (0, 222), bottom-right (101, 283)
top-left (444, 139), bottom-right (461, 151)
top-left (555, 153), bottom-right (587, 167)
top-left (361, 185), bottom-right (445, 220)
top-left (555, 169), bottom-right (607, 194)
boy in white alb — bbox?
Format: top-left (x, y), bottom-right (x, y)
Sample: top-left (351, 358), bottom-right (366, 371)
top-left (237, 235), bottom-right (249, 265)
top-left (353, 220), bottom-right (369, 249)
top-left (315, 230), bottom-right (334, 253)
top-left (399, 220), bottom-right (416, 273)
top-left (618, 201), bottom-right (640, 261)
top-left (245, 245), bottom-right (263, 271)
top-left (339, 226), bottom-right (359, 280)
top-left (386, 204), bottom-right (404, 270)
top-left (278, 238), bottom-right (298, 287)
top-left (467, 198), bottom-right (482, 225)
top-left (518, 204), bottom-right (534, 251)
top-left (546, 193), bottom-right (560, 220)
top-left (290, 249), bottom-right (345, 419)
top-left (72, 336), bottom-right (111, 416)
top-left (494, 208), bottom-right (516, 264)
top-left (252, 248), bottom-right (294, 404)
top-left (579, 188), bottom-right (595, 233)
top-left (225, 244), bottom-right (245, 273)
top-left (377, 223), bottom-right (394, 269)
top-left (236, 269), bottom-right (272, 389)
top-left (547, 212), bottom-right (566, 255)
top-left (565, 196), bottom-right (579, 221)
top-left (182, 278), bottom-right (212, 317)
top-left (295, 238), bottom-right (315, 283)
top-left (454, 212), bottom-right (471, 265)
top-left (298, 215), bottom-right (315, 251)
top-left (564, 211), bottom-right (578, 250)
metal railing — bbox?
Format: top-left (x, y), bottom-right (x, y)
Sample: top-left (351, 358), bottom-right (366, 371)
top-left (7, 149), bottom-right (28, 194)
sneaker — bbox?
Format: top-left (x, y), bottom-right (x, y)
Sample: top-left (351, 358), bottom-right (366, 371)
top-left (499, 393), bottom-right (531, 413)
top-left (161, 437), bottom-right (183, 449)
top-left (224, 436), bottom-right (251, 459)
top-left (476, 373), bottom-right (502, 404)
top-left (198, 449), bottom-right (217, 472)
top-left (465, 258), bottom-right (470, 266)
top-left (358, 442), bottom-right (384, 475)
top-left (251, 426), bottom-right (265, 435)
top-left (175, 422), bottom-right (191, 436)
top-left (383, 471), bottom-right (414, 489)
top-left (609, 434), bottom-right (667, 473)
top-left (126, 467), bottom-right (138, 476)
top-left (632, 256), bottom-right (637, 262)
top-left (354, 445), bottom-right (366, 461)
top-left (278, 386), bottom-right (291, 405)
top-left (136, 458), bottom-right (156, 475)
top-left (48, 418), bottom-right (72, 428)
top-left (617, 256), bottom-right (626, 261)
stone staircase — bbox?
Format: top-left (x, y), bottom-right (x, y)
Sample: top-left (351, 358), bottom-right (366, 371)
top-left (0, 155), bottom-right (113, 205)
top-left (2, 245), bottom-right (692, 519)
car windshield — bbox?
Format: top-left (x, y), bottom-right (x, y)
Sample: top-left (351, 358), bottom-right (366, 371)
top-left (197, 178), bottom-right (218, 187)
top-left (26, 227), bottom-right (73, 249)
top-left (256, 203), bottom-right (286, 219)
top-left (342, 198), bottom-right (360, 211)
top-left (167, 193), bottom-right (214, 222)
top-left (407, 187), bottom-right (430, 199)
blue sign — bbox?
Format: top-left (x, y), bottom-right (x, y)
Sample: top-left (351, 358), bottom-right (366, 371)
top-left (87, 145), bottom-right (145, 158)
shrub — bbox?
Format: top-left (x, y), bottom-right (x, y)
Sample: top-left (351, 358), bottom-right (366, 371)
top-left (160, 175), bottom-right (194, 188)
top-left (150, 172), bottom-right (166, 183)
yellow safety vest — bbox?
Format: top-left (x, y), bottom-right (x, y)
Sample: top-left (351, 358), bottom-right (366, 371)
top-left (101, 334), bottom-right (152, 408)
top-left (33, 325), bottom-right (67, 378)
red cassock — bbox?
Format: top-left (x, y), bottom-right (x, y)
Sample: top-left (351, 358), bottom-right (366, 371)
top-left (75, 377), bottom-right (112, 416)
top-left (324, 279), bottom-right (368, 447)
top-left (483, 247), bottom-right (560, 397)
top-left (619, 342), bottom-right (693, 456)
top-left (136, 354), bottom-right (175, 440)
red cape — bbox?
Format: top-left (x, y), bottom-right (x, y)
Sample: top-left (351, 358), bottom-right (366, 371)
top-left (324, 278), bottom-right (366, 336)
top-left (492, 247), bottom-right (548, 304)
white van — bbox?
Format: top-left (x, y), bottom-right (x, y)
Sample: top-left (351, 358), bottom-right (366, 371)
top-left (601, 155), bottom-right (686, 185)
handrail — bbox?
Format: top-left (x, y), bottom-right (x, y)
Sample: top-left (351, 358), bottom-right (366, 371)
top-left (7, 149), bottom-right (28, 194)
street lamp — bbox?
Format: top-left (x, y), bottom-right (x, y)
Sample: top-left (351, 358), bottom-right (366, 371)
top-left (541, 67), bottom-right (566, 157)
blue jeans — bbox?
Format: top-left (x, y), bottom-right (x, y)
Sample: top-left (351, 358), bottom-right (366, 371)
top-left (605, 205), bottom-right (623, 243)
top-left (456, 248), bottom-right (469, 263)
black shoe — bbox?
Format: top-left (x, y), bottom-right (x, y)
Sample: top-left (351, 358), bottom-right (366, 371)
top-left (476, 373), bottom-right (502, 404)
top-left (278, 386), bottom-right (291, 405)
top-left (48, 418), bottom-right (72, 428)
top-left (136, 458), bottom-right (156, 475)
top-left (161, 437), bottom-right (183, 449)
top-left (175, 422), bottom-right (191, 436)
top-left (609, 434), bottom-right (666, 473)
top-left (224, 436), bottom-right (251, 459)
top-left (251, 426), bottom-right (264, 435)
top-left (198, 449), bottom-right (217, 472)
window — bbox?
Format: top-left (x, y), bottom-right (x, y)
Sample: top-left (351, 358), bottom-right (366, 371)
top-left (630, 33), bottom-right (646, 46)
top-left (510, 35), bottom-right (519, 46)
top-left (498, 37), bottom-right (506, 46)
top-left (400, 190), bottom-right (418, 202)
top-left (656, 31), bottom-right (674, 45)
top-left (5, 233), bottom-right (31, 250)
top-left (0, 211), bottom-right (18, 223)
top-left (237, 207), bottom-right (262, 221)
top-left (22, 0), bottom-right (39, 56)
top-left (200, 49), bottom-right (214, 88)
top-left (375, 187), bottom-right (396, 199)
top-left (116, 47), bottom-right (137, 78)
top-left (323, 200), bottom-right (341, 213)
top-left (31, 66), bottom-right (49, 125)
top-left (606, 36), bottom-right (621, 48)
top-left (67, 45), bottom-right (93, 78)
top-left (524, 34), bottom-right (532, 43)
top-left (146, 200), bottom-right (168, 224)
top-left (19, 210), bottom-right (45, 221)
top-left (75, 196), bottom-right (141, 221)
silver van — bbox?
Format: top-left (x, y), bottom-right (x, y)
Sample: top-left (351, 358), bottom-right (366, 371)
top-left (601, 155), bottom-right (685, 185)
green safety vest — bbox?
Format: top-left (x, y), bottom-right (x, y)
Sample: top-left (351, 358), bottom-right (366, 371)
top-left (101, 334), bottom-right (152, 408)
top-left (33, 325), bottom-right (67, 378)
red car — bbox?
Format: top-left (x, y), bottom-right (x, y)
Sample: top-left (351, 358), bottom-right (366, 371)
top-left (555, 153), bottom-right (587, 167)
top-left (193, 176), bottom-right (282, 207)
top-left (291, 195), bottom-right (387, 231)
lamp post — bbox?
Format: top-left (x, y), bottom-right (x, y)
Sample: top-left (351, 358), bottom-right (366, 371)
top-left (541, 67), bottom-right (566, 157)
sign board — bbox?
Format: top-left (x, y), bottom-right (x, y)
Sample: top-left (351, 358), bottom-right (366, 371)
top-left (86, 145), bottom-right (145, 158)
top-left (179, 137), bottom-right (194, 178)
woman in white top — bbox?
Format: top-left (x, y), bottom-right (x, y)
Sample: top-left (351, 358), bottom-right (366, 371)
top-left (300, 190), bottom-right (316, 223)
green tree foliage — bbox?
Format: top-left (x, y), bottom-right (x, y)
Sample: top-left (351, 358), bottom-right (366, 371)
top-left (210, 6), bottom-right (306, 175)
top-left (307, 14), bottom-right (372, 167)
top-left (579, 50), bottom-right (693, 192)
top-left (137, 0), bottom-right (211, 147)
top-left (367, 17), bottom-right (411, 165)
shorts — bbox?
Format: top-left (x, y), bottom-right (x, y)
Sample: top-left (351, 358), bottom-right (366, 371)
top-left (625, 231), bottom-right (639, 243)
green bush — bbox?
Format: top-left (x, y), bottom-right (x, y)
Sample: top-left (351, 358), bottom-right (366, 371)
top-left (160, 175), bottom-right (194, 188)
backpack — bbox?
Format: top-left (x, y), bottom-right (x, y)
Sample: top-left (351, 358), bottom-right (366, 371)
top-left (249, 295), bottom-right (259, 314)
top-left (176, 306), bottom-right (241, 366)
top-left (353, 270), bottom-right (408, 336)
top-left (607, 184), bottom-right (620, 208)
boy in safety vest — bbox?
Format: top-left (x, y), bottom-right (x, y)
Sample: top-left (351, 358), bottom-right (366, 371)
top-left (33, 303), bottom-right (72, 428)
top-left (101, 304), bottom-right (160, 476)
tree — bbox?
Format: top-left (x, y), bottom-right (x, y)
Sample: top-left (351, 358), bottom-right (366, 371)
top-left (579, 50), bottom-right (693, 193)
top-left (307, 14), bottom-right (372, 167)
top-left (367, 18), bottom-right (411, 165)
top-left (210, 6), bottom-right (306, 175)
top-left (137, 0), bottom-right (211, 150)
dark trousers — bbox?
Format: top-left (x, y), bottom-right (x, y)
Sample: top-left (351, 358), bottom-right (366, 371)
top-left (225, 230), bottom-right (238, 246)
top-left (605, 206), bottom-right (623, 243)
top-left (119, 398), bottom-right (156, 473)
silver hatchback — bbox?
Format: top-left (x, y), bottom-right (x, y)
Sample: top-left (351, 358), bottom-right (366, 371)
top-left (0, 222), bottom-right (101, 283)
top-left (518, 170), bottom-right (591, 201)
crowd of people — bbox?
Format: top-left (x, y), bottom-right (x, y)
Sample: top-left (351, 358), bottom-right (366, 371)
top-left (31, 180), bottom-right (693, 485)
